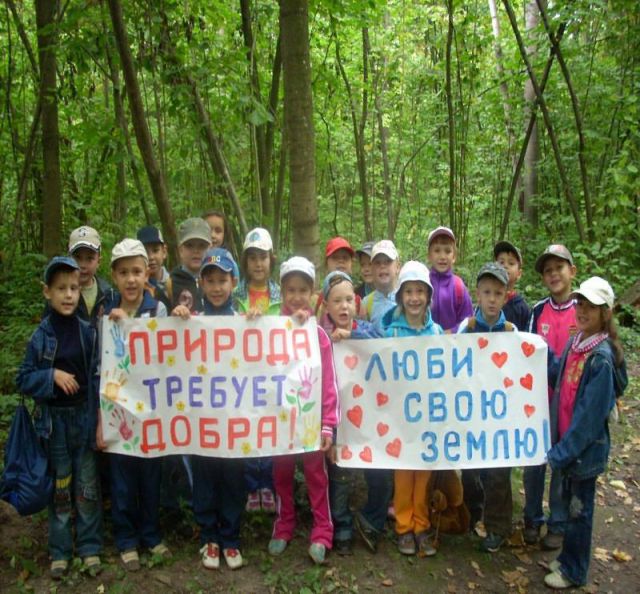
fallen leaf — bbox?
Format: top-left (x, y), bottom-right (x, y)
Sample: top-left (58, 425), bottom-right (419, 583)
top-left (447, 584), bottom-right (457, 593)
top-left (514, 551), bottom-right (533, 564)
top-left (381, 578), bottom-right (394, 587)
top-left (605, 516), bottom-right (614, 524)
top-left (612, 549), bottom-right (632, 562)
top-left (467, 582), bottom-right (477, 590)
top-left (609, 479), bottom-right (626, 490)
top-left (446, 567), bottom-right (455, 576)
top-left (470, 560), bottom-right (485, 578)
top-left (594, 547), bottom-right (610, 562)
top-left (508, 530), bottom-right (525, 547)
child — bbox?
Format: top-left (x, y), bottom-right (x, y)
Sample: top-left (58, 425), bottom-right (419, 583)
top-left (137, 225), bottom-right (169, 293)
top-left (523, 244), bottom-right (578, 548)
top-left (354, 241), bottom-right (375, 299)
top-left (316, 237), bottom-right (359, 320)
top-left (68, 226), bottom-right (111, 325)
top-left (457, 262), bottom-right (516, 553)
top-left (426, 226), bottom-right (473, 332)
top-left (382, 261), bottom-right (444, 556)
top-left (359, 240), bottom-right (401, 334)
top-left (173, 248), bottom-right (246, 570)
top-left (494, 240), bottom-right (531, 331)
top-left (234, 227), bottom-right (280, 513)
top-left (321, 271), bottom-right (381, 555)
top-left (202, 209), bottom-right (231, 249)
top-left (543, 277), bottom-right (627, 589)
top-left (269, 257), bottom-right (339, 565)
top-left (17, 256), bottom-right (103, 579)
top-left (101, 239), bottom-right (170, 570)
top-left (166, 218), bottom-right (212, 314)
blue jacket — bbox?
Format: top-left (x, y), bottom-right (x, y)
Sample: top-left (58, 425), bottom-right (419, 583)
top-left (103, 289), bottom-right (167, 318)
top-left (456, 308), bottom-right (515, 334)
top-left (383, 306), bottom-right (444, 337)
top-left (502, 293), bottom-right (530, 332)
top-left (547, 339), bottom-right (627, 479)
top-left (16, 314), bottom-right (99, 446)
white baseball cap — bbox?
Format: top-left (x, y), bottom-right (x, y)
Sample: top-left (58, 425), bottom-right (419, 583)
top-left (69, 226), bottom-right (101, 253)
top-left (427, 226), bottom-right (456, 247)
top-left (571, 276), bottom-right (614, 309)
top-left (371, 240), bottom-right (399, 262)
top-left (280, 256), bottom-right (315, 282)
top-left (110, 238), bottom-right (148, 266)
top-left (243, 227), bottom-right (273, 252)
top-left (397, 261), bottom-right (433, 300)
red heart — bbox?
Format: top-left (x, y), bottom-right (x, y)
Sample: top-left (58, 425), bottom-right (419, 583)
top-left (376, 422), bottom-right (389, 437)
top-left (346, 406), bottom-right (363, 428)
top-left (385, 438), bottom-right (402, 458)
top-left (478, 337), bottom-right (489, 349)
top-left (341, 445), bottom-right (352, 460)
top-left (521, 342), bottom-right (535, 357)
top-left (491, 352), bottom-right (508, 368)
top-left (503, 377), bottom-right (514, 388)
top-left (524, 404), bottom-right (536, 418)
top-left (520, 374), bottom-right (533, 391)
top-left (344, 355), bottom-right (358, 370)
top-left (359, 446), bottom-right (372, 463)
top-left (376, 392), bottom-right (389, 407)
top-left (352, 384), bottom-right (364, 398)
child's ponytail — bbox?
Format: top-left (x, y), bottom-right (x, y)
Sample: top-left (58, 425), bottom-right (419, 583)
top-left (604, 312), bottom-right (624, 367)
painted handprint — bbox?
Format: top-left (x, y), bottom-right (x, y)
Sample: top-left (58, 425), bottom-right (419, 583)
top-left (285, 365), bottom-right (317, 416)
top-left (102, 369), bottom-right (128, 403)
top-left (301, 414), bottom-right (319, 451)
top-left (109, 407), bottom-right (140, 452)
top-left (110, 323), bottom-right (126, 358)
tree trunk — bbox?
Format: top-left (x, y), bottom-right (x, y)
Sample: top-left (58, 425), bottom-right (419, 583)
top-left (107, 0), bottom-right (178, 262)
top-left (35, 0), bottom-right (62, 257)
top-left (445, 0), bottom-right (456, 232)
top-left (279, 0), bottom-right (319, 263)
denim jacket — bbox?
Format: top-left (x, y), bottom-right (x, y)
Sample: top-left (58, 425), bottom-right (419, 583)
top-left (15, 314), bottom-right (99, 447)
top-left (547, 339), bottom-right (628, 479)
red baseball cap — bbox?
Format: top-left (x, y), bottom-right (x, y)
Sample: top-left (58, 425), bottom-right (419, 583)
top-left (325, 237), bottom-right (355, 259)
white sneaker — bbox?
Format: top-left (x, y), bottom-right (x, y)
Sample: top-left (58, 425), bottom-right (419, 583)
top-left (544, 570), bottom-right (574, 589)
top-left (223, 548), bottom-right (243, 570)
top-left (200, 542), bottom-right (220, 569)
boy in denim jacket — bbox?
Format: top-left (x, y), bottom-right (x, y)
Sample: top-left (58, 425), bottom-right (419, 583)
top-left (17, 257), bottom-right (102, 579)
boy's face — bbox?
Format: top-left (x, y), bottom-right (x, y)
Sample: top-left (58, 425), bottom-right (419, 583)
top-left (495, 251), bottom-right (521, 290)
top-left (541, 257), bottom-right (577, 300)
top-left (201, 267), bottom-right (236, 307)
top-left (281, 273), bottom-right (313, 312)
top-left (326, 249), bottom-right (353, 274)
top-left (372, 255), bottom-right (399, 291)
top-left (326, 281), bottom-right (356, 330)
top-left (358, 253), bottom-right (373, 284)
top-left (72, 247), bottom-right (100, 287)
top-left (179, 239), bottom-right (211, 274)
top-left (145, 242), bottom-right (167, 278)
top-left (245, 249), bottom-right (271, 285)
top-left (401, 281), bottom-right (430, 322)
top-left (43, 269), bottom-right (80, 316)
top-left (476, 276), bottom-right (508, 324)
top-left (205, 215), bottom-right (225, 248)
top-left (428, 238), bottom-right (456, 273)
top-left (112, 256), bottom-right (147, 306)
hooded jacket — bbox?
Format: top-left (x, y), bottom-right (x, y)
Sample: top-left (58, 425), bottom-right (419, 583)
top-left (382, 306), bottom-right (444, 338)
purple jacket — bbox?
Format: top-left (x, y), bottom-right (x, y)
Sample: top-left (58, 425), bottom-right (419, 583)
top-left (429, 269), bottom-right (474, 332)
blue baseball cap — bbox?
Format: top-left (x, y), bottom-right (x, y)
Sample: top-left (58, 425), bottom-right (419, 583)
top-left (44, 256), bottom-right (80, 284)
top-left (200, 248), bottom-right (239, 279)
top-left (322, 270), bottom-right (353, 299)
top-left (137, 225), bottom-right (164, 245)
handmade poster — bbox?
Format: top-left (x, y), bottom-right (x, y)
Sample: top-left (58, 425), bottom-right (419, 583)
top-left (99, 315), bottom-right (322, 458)
top-left (333, 332), bottom-right (549, 470)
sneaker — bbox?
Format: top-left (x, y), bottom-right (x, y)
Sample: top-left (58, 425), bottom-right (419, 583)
top-left (544, 570), bottom-right (575, 589)
top-left (260, 488), bottom-right (276, 513)
top-left (50, 559), bottom-right (68, 580)
top-left (223, 548), bottom-right (243, 570)
top-left (541, 531), bottom-right (564, 551)
top-left (523, 523), bottom-right (541, 545)
top-left (308, 542), bottom-right (326, 565)
top-left (83, 555), bottom-right (102, 576)
top-left (480, 532), bottom-right (505, 553)
top-left (548, 559), bottom-right (561, 573)
top-left (200, 543), bottom-right (220, 569)
top-left (397, 532), bottom-right (416, 555)
top-left (149, 542), bottom-right (172, 559)
top-left (354, 512), bottom-right (379, 553)
top-left (415, 531), bottom-right (437, 557)
top-left (246, 491), bottom-right (261, 512)
top-left (334, 539), bottom-right (353, 556)
top-left (268, 538), bottom-right (288, 556)
top-left (120, 549), bottom-right (140, 572)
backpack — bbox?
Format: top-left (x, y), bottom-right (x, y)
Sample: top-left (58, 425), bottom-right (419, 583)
top-left (466, 317), bottom-right (513, 332)
top-left (0, 400), bottom-right (53, 516)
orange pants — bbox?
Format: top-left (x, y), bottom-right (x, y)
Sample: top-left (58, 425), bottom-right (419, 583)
top-left (394, 469), bottom-right (431, 535)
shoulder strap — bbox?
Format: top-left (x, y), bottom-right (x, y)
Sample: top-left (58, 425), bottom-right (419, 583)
top-left (467, 317), bottom-right (476, 331)
top-left (504, 321), bottom-right (514, 332)
top-left (454, 275), bottom-right (464, 308)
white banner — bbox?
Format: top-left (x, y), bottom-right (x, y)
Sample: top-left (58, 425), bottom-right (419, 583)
top-left (334, 332), bottom-right (550, 470)
top-left (99, 315), bottom-right (322, 458)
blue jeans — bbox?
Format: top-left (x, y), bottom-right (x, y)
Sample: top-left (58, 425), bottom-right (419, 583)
top-left (192, 456), bottom-right (245, 548)
top-left (160, 455), bottom-right (193, 510)
top-left (523, 463), bottom-right (567, 533)
top-left (358, 469), bottom-right (393, 533)
top-left (328, 463), bottom-right (353, 542)
top-left (244, 457), bottom-right (274, 493)
top-left (110, 454), bottom-right (162, 551)
top-left (48, 405), bottom-right (102, 561)
top-left (557, 476), bottom-right (597, 586)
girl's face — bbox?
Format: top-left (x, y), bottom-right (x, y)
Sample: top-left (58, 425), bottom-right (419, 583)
top-left (281, 274), bottom-right (313, 312)
top-left (575, 297), bottom-right (607, 338)
top-left (245, 249), bottom-right (271, 285)
top-left (358, 254), bottom-right (373, 284)
top-left (401, 281), bottom-right (430, 325)
top-left (326, 281), bottom-right (356, 330)
top-left (205, 215), bottom-right (225, 248)
top-left (326, 249), bottom-right (353, 274)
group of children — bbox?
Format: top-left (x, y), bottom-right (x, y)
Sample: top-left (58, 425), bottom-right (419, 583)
top-left (17, 212), bottom-right (627, 590)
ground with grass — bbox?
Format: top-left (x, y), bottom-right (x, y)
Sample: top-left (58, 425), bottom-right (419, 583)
top-left (1, 344), bottom-right (638, 594)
